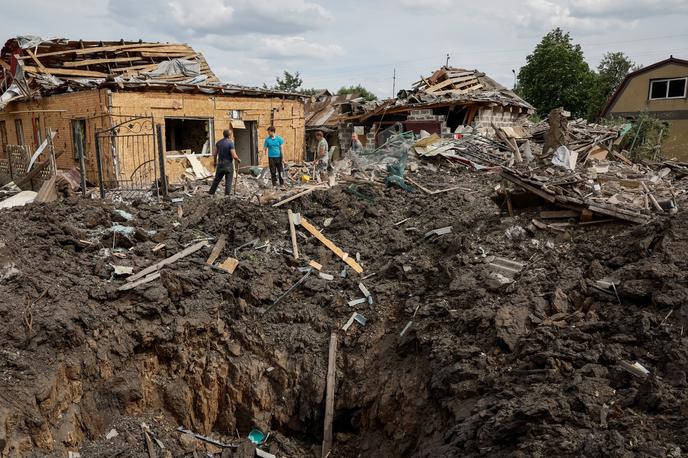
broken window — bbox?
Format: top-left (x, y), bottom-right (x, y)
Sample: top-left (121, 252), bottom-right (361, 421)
top-left (164, 118), bottom-right (213, 155)
top-left (649, 77), bottom-right (687, 100)
top-left (14, 119), bottom-right (25, 146)
top-left (72, 119), bottom-right (86, 160)
top-left (0, 120), bottom-right (7, 155)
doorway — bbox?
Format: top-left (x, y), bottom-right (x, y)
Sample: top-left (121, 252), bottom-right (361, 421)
top-left (233, 121), bottom-right (258, 166)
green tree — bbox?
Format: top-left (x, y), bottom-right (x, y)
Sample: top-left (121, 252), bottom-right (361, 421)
top-left (264, 71), bottom-right (304, 92)
top-left (337, 84), bottom-right (378, 102)
top-left (586, 52), bottom-right (634, 120)
top-left (517, 28), bottom-right (595, 118)
top-left (264, 71), bottom-right (319, 95)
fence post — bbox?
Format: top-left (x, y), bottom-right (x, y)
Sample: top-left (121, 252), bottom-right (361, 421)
top-left (156, 124), bottom-right (168, 197)
top-left (78, 147), bottom-right (87, 198)
top-left (94, 133), bottom-right (105, 199)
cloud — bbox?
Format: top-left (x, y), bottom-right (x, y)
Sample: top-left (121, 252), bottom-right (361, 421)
top-left (508, 0), bottom-right (634, 32)
top-left (569, 0), bottom-right (688, 19)
top-left (503, 0), bottom-right (688, 33)
top-left (108, 0), bottom-right (332, 37)
top-left (398, 0), bottom-right (454, 9)
top-left (199, 34), bottom-right (344, 60)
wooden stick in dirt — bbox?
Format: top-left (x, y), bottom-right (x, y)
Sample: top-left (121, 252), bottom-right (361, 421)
top-left (321, 332), bottom-right (338, 458)
top-left (287, 210), bottom-right (299, 259)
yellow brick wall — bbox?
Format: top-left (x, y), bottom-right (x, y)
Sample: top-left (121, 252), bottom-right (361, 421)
top-left (0, 89), bottom-right (110, 182)
top-left (110, 91), bottom-right (305, 183)
top-left (1, 89), bottom-right (305, 186)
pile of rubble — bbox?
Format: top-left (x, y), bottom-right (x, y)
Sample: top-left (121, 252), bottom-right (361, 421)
top-left (1, 162), bottom-right (688, 457)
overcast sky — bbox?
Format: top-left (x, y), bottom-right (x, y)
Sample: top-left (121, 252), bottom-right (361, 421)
top-left (3, 0), bottom-right (688, 97)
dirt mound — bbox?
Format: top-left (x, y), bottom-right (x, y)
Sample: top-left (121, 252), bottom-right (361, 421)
top-left (0, 168), bottom-right (687, 457)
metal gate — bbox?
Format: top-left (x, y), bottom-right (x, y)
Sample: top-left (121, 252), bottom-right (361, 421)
top-left (94, 115), bottom-right (167, 198)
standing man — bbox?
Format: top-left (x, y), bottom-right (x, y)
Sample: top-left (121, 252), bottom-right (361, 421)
top-left (349, 132), bottom-right (363, 154)
top-left (315, 130), bottom-right (329, 182)
top-left (264, 126), bottom-right (285, 187)
top-left (209, 129), bottom-right (241, 196)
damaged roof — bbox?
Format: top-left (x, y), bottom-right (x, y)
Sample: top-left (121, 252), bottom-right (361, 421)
top-left (356, 66), bottom-right (534, 121)
top-left (0, 36), bottom-right (303, 109)
top-left (305, 93), bottom-right (363, 128)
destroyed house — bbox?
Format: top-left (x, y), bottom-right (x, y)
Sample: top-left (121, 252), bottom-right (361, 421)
top-left (601, 56), bottom-right (688, 159)
top-left (351, 66), bottom-right (534, 146)
top-left (0, 36), bottom-right (305, 191)
top-left (305, 92), bottom-right (364, 160)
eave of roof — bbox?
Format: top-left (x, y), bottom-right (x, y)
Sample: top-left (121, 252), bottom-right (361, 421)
top-left (600, 56), bottom-right (688, 117)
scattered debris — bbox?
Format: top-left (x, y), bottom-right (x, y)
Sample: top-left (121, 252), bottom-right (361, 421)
top-left (218, 257), bottom-right (239, 274)
top-left (105, 429), bottom-right (118, 440)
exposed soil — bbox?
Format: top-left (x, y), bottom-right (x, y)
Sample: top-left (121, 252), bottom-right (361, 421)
top-left (1, 166), bottom-right (687, 457)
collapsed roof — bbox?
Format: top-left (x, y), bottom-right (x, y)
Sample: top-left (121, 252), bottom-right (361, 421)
top-left (305, 93), bottom-right (364, 130)
top-left (0, 36), bottom-right (303, 109)
top-left (356, 66), bottom-right (534, 121)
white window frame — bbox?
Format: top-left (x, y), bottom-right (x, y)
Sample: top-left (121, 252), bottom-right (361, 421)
top-left (649, 77), bottom-right (687, 100)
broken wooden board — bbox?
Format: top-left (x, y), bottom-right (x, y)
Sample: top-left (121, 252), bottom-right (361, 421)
top-left (218, 257), bottom-right (239, 274)
top-left (308, 260), bottom-right (323, 271)
top-left (297, 216), bottom-right (363, 274)
top-left (206, 235), bottom-right (227, 265)
top-left (126, 241), bottom-right (209, 283)
top-left (22, 65), bottom-right (109, 78)
top-left (118, 272), bottom-right (161, 291)
top-left (185, 154), bottom-right (212, 179)
top-left (34, 177), bottom-right (58, 203)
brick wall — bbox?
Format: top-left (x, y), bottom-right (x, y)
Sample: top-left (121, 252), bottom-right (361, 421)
top-left (111, 91), bottom-right (305, 168)
top-left (0, 89), bottom-right (110, 183)
top-left (473, 106), bottom-right (528, 134)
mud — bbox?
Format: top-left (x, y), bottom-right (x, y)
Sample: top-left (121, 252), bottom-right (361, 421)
top-left (0, 166), bottom-right (687, 457)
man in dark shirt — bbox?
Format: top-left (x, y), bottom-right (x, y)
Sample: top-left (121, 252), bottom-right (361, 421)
top-left (209, 130), bottom-right (241, 196)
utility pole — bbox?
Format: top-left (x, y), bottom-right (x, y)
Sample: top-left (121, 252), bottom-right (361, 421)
top-left (392, 68), bottom-right (396, 97)
top-left (445, 53), bottom-right (450, 67)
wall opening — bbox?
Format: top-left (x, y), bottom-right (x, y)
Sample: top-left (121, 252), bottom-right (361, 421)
top-left (233, 121), bottom-right (258, 166)
top-left (14, 119), bottom-right (24, 146)
top-left (72, 119), bottom-right (86, 160)
top-left (165, 118), bottom-right (211, 155)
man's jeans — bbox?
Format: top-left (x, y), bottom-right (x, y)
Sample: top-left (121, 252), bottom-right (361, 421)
top-left (209, 160), bottom-right (234, 195)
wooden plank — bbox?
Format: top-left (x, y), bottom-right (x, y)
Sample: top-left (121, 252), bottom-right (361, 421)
top-left (540, 210), bottom-right (580, 219)
top-left (126, 241), bottom-right (209, 283)
top-left (22, 65), bottom-right (108, 77)
top-left (116, 46), bottom-right (194, 54)
top-left (272, 186), bottom-right (325, 208)
top-left (24, 49), bottom-right (48, 73)
top-left (298, 217), bottom-right (363, 274)
top-left (18, 42), bottom-right (180, 59)
top-left (0, 59), bottom-right (10, 71)
top-left (308, 260), bottom-right (322, 271)
top-left (424, 76), bottom-right (478, 93)
top-left (118, 272), bottom-right (161, 291)
top-left (206, 234), bottom-right (227, 265)
top-left (111, 63), bottom-right (160, 73)
top-left (34, 177), bottom-right (57, 203)
top-left (62, 56), bottom-right (140, 68)
top-left (321, 332), bottom-right (337, 458)
top-left (288, 210), bottom-right (299, 260)
top-left (140, 52), bottom-right (193, 58)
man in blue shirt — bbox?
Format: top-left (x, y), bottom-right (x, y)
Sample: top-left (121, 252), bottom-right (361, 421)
top-left (209, 129), bottom-right (241, 196)
top-left (263, 126), bottom-right (285, 187)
